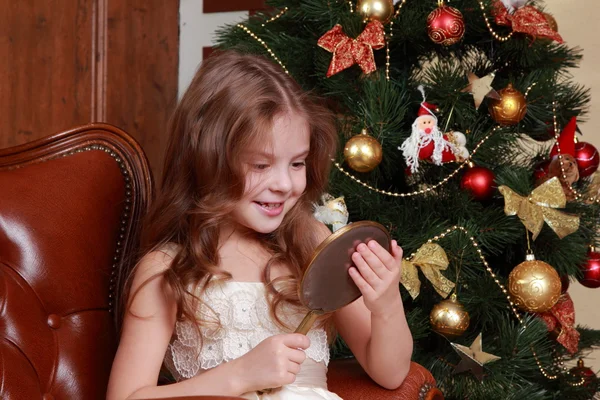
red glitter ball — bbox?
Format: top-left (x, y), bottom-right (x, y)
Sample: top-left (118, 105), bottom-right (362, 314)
top-left (427, 5), bottom-right (465, 46)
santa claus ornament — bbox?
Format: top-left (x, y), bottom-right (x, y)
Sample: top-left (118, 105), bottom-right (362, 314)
top-left (400, 86), bottom-right (469, 173)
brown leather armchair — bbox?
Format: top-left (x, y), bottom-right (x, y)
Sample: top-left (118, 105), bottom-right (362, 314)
top-left (0, 124), bottom-right (443, 400)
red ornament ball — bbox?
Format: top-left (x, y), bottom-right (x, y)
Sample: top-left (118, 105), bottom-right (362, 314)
top-left (574, 142), bottom-right (599, 177)
top-left (427, 5), bottom-right (465, 46)
top-left (579, 249), bottom-right (600, 288)
top-left (461, 166), bottom-right (496, 201)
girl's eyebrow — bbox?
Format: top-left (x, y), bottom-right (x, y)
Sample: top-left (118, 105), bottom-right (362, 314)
top-left (294, 149), bottom-right (310, 158)
top-left (247, 148), bottom-right (310, 158)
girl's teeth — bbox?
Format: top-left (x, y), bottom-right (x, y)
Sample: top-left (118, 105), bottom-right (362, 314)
top-left (260, 202), bottom-right (281, 209)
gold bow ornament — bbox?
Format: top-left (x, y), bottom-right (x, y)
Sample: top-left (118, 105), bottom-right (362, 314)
top-left (401, 243), bottom-right (455, 300)
top-left (499, 177), bottom-right (580, 241)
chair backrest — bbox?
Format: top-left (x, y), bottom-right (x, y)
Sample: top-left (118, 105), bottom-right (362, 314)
top-left (0, 124), bottom-right (153, 400)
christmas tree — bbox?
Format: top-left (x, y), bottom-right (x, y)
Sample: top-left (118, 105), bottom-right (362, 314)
top-left (216, 0), bottom-right (600, 398)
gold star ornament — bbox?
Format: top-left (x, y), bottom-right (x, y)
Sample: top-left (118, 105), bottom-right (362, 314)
top-left (461, 72), bottom-right (501, 110)
top-left (451, 333), bottom-right (501, 381)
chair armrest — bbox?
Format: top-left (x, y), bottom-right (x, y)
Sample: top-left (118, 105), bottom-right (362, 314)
top-left (327, 359), bottom-right (444, 400)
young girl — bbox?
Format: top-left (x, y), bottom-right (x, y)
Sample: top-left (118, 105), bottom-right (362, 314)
top-left (107, 50), bottom-right (413, 400)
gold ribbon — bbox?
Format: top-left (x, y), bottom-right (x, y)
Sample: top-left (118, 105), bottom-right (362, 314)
top-left (499, 177), bottom-right (580, 241)
top-left (401, 243), bottom-right (455, 300)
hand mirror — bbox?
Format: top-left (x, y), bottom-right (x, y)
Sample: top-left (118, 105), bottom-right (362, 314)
top-left (295, 220), bottom-right (391, 334)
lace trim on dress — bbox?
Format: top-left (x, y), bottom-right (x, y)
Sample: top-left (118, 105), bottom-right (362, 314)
top-left (165, 281), bottom-right (330, 380)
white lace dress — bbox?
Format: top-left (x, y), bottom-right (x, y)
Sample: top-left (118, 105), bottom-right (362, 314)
top-left (163, 280), bottom-right (343, 399)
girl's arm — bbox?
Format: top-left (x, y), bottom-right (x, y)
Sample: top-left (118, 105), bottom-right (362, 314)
top-left (313, 222), bottom-right (413, 390)
top-left (333, 290), bottom-right (413, 390)
top-left (106, 250), bottom-right (245, 399)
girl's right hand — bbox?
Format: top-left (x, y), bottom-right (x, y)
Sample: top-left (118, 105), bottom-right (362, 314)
top-left (230, 333), bottom-right (310, 393)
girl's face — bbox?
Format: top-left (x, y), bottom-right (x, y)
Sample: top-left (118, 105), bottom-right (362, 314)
top-left (231, 112), bottom-right (310, 234)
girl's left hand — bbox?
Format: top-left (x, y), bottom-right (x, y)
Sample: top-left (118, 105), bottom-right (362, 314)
top-left (349, 239), bottom-right (403, 318)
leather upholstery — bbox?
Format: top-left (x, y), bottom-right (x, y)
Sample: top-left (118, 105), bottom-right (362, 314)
top-left (0, 124), bottom-right (443, 400)
top-left (0, 124), bottom-right (152, 400)
top-left (328, 359), bottom-right (444, 400)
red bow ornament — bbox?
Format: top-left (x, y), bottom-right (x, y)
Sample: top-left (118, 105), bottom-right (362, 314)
top-left (538, 293), bottom-right (579, 354)
top-left (318, 21), bottom-right (385, 77)
top-left (493, 0), bottom-right (563, 43)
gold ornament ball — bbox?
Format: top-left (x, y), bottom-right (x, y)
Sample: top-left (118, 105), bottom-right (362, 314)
top-left (508, 256), bottom-right (562, 313)
top-left (357, 0), bottom-right (394, 24)
top-left (343, 130), bottom-right (383, 173)
top-left (488, 84), bottom-right (527, 126)
top-left (430, 294), bottom-right (470, 339)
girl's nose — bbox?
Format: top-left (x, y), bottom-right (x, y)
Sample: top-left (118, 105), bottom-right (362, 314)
top-left (271, 167), bottom-right (293, 193)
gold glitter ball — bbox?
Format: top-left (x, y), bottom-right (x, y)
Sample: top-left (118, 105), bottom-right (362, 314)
top-left (430, 294), bottom-right (470, 339)
top-left (343, 130), bottom-right (383, 173)
top-left (508, 257), bottom-right (561, 313)
top-left (488, 83), bottom-right (527, 126)
top-left (357, 0), bottom-right (395, 24)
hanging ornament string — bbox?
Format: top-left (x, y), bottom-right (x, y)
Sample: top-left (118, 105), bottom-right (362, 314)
top-left (333, 127), bottom-right (498, 197)
top-left (261, 7), bottom-right (289, 27)
top-left (477, 0), bottom-right (513, 42)
top-left (421, 226), bottom-right (584, 384)
top-left (385, 0), bottom-right (408, 80)
top-left (236, 24), bottom-right (290, 75)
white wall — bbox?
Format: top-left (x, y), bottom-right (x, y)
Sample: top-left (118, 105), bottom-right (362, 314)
top-left (544, 0), bottom-right (600, 371)
top-left (178, 0), bottom-right (247, 96)
top-left (179, 0), bottom-right (600, 369)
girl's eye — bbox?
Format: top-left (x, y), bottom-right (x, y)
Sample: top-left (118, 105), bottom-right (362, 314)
top-left (292, 161), bottom-right (306, 168)
top-left (252, 164), bottom-right (269, 170)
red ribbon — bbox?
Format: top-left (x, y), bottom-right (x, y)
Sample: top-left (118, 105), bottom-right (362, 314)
top-left (493, 1), bottom-right (563, 43)
top-left (538, 293), bottom-right (579, 354)
top-left (317, 21), bottom-right (385, 77)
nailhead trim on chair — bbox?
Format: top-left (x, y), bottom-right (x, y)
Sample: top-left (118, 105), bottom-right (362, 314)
top-left (13, 143), bottom-right (134, 314)
top-left (419, 383), bottom-right (433, 400)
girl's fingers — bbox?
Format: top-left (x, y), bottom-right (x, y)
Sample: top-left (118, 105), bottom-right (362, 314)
top-left (352, 248), bottom-right (380, 285)
top-left (356, 242), bottom-right (388, 279)
top-left (348, 267), bottom-right (375, 297)
top-left (390, 240), bottom-right (404, 264)
top-left (369, 240), bottom-right (397, 272)
top-left (288, 361), bottom-right (301, 374)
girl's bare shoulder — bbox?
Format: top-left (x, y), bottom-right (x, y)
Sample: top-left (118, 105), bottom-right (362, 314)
top-left (135, 243), bottom-right (182, 279)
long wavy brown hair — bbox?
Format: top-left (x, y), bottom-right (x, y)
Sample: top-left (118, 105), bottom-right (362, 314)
top-left (121, 50), bottom-right (339, 342)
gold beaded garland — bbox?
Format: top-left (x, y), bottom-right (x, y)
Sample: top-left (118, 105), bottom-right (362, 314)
top-left (333, 129), bottom-right (498, 197)
top-left (236, 24), bottom-right (289, 75)
top-left (478, 0), bottom-right (514, 42)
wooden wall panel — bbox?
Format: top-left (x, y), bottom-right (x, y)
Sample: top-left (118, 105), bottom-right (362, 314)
top-left (0, 1), bottom-right (93, 147)
top-left (104, 0), bottom-right (179, 180)
top-left (0, 0), bottom-right (179, 180)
